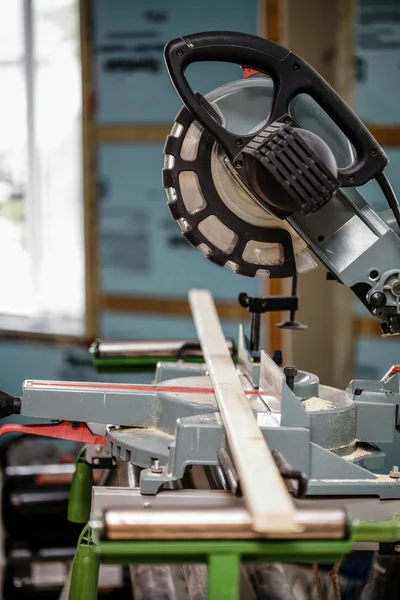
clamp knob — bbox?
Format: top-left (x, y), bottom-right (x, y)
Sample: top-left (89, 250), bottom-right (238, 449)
top-left (283, 366), bottom-right (298, 391)
top-left (0, 389), bottom-right (21, 419)
top-left (370, 291), bottom-right (387, 310)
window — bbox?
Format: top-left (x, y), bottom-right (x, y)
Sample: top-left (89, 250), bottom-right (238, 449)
top-left (0, 0), bottom-right (84, 336)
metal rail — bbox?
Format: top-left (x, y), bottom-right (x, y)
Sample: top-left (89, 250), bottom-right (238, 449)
top-left (99, 506), bottom-right (348, 541)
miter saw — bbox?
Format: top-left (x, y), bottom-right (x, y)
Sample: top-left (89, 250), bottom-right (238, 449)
top-left (1, 31), bottom-right (400, 600)
top-left (162, 31), bottom-right (400, 336)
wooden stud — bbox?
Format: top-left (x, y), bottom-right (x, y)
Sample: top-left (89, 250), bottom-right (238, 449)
top-left (286, 0), bottom-right (356, 389)
top-left (264, 0), bottom-right (283, 43)
top-left (99, 294), bottom-right (248, 321)
top-left (368, 126), bottom-right (400, 147)
top-left (267, 279), bottom-right (285, 354)
top-left (354, 317), bottom-right (400, 339)
top-left (97, 125), bottom-right (171, 144)
top-left (189, 289), bottom-right (296, 534)
top-left (0, 330), bottom-right (88, 347)
top-left (80, 0), bottom-right (99, 339)
top-left (330, 0), bottom-right (356, 387)
top-left (262, 0), bottom-right (285, 355)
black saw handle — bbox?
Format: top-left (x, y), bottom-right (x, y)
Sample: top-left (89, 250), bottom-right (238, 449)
top-left (164, 31), bottom-right (388, 187)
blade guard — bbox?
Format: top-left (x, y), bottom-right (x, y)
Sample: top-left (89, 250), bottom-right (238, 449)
top-left (163, 103), bottom-right (298, 278)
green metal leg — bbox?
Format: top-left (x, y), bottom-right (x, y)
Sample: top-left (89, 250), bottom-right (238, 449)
top-left (208, 553), bottom-right (240, 600)
top-left (68, 446), bottom-right (94, 524)
top-left (69, 526), bottom-right (100, 600)
top-left (353, 518), bottom-right (400, 542)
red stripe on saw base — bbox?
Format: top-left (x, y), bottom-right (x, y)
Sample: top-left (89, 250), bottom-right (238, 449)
top-left (25, 380), bottom-right (279, 397)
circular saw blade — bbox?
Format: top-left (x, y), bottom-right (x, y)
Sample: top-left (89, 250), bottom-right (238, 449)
top-left (162, 77), bottom-right (352, 278)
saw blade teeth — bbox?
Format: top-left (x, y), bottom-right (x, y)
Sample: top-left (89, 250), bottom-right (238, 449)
top-left (177, 218), bottom-right (191, 233)
top-left (166, 187), bottom-right (178, 204)
top-left (225, 261), bottom-right (239, 272)
top-left (198, 243), bottom-right (212, 257)
top-left (164, 154), bottom-right (175, 169)
top-left (170, 122), bottom-right (184, 138)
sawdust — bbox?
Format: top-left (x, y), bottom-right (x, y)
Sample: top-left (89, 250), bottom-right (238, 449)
top-left (339, 441), bottom-right (373, 461)
top-left (375, 474), bottom-right (400, 483)
top-left (313, 475), bottom-right (400, 484)
top-left (157, 376), bottom-right (216, 406)
top-left (345, 447), bottom-right (371, 460)
top-left (110, 426), bottom-right (174, 441)
top-left (303, 397), bottom-right (333, 411)
top-left (318, 385), bottom-right (353, 407)
top-left (170, 392), bottom-right (216, 406)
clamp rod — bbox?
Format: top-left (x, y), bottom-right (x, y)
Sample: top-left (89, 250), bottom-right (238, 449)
top-left (91, 338), bottom-right (235, 359)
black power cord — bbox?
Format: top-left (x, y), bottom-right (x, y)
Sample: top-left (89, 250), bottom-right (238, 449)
top-left (376, 172), bottom-right (400, 230)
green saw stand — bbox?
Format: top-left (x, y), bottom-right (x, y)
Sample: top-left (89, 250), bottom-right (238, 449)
top-left (66, 448), bottom-right (400, 600)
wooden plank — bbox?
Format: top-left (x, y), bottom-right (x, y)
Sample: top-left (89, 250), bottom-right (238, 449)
top-left (97, 124), bottom-right (171, 144)
top-left (189, 289), bottom-right (296, 534)
top-left (99, 294), bottom-right (248, 321)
